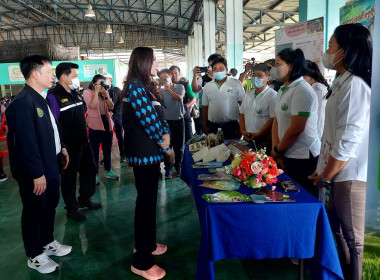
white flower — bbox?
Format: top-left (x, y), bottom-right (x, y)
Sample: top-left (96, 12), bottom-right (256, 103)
top-left (251, 162), bottom-right (263, 174)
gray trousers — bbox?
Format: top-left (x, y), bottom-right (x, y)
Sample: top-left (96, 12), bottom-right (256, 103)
top-left (328, 180), bottom-right (366, 280)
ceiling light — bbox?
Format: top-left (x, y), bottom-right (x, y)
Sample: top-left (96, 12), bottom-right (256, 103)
top-left (118, 36), bottom-right (124, 44)
top-left (105, 24), bottom-right (112, 34)
top-left (85, 4), bottom-right (95, 17)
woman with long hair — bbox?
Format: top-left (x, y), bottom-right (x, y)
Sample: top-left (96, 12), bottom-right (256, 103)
top-left (270, 48), bottom-right (321, 198)
top-left (309, 23), bottom-right (372, 280)
top-left (304, 60), bottom-right (330, 139)
top-left (122, 47), bottom-right (174, 280)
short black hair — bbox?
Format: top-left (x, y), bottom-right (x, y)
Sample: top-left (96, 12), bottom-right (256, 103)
top-left (55, 62), bottom-right (79, 79)
top-left (264, 59), bottom-right (275, 67)
top-left (208, 53), bottom-right (221, 63)
top-left (211, 57), bottom-right (227, 69)
top-left (277, 48), bottom-right (306, 82)
top-left (230, 68), bottom-right (238, 76)
top-left (169, 65), bottom-right (180, 73)
top-left (252, 63), bottom-right (271, 75)
top-left (158, 69), bottom-right (171, 76)
top-left (20, 54), bottom-right (51, 80)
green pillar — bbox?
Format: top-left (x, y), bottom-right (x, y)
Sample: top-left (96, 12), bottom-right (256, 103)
top-left (299, 0), bottom-right (345, 49)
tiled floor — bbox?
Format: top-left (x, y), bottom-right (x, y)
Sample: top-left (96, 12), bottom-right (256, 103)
top-left (0, 149), bottom-right (301, 280)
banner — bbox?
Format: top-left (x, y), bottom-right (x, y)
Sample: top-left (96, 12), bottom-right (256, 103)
top-left (340, 0), bottom-right (375, 34)
top-left (274, 17), bottom-right (325, 77)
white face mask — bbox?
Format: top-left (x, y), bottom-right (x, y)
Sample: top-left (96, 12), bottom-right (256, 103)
top-left (104, 79), bottom-right (110, 86)
top-left (69, 77), bottom-right (80, 90)
top-left (269, 65), bottom-right (288, 81)
top-left (322, 48), bottom-right (342, 70)
top-left (166, 77), bottom-right (172, 84)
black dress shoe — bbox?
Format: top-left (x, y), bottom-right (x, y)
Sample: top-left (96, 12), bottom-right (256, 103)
top-left (78, 200), bottom-right (102, 210)
top-left (67, 210), bottom-right (86, 222)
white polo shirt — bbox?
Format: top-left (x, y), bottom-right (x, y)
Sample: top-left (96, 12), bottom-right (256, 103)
top-left (316, 71), bottom-right (370, 182)
top-left (240, 86), bottom-right (277, 133)
top-left (274, 77), bottom-right (320, 159)
top-left (202, 77), bottom-right (245, 123)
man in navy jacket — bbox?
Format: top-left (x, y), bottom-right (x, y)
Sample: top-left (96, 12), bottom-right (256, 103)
top-left (6, 55), bottom-right (72, 274)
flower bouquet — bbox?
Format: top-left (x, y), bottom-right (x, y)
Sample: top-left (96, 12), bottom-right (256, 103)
top-left (225, 149), bottom-right (283, 188)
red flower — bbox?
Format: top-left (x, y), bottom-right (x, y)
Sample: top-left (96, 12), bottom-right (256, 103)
top-left (271, 177), bottom-right (278, 184)
top-left (233, 167), bottom-right (241, 177)
top-left (239, 173), bottom-right (247, 181)
top-left (269, 166), bottom-right (279, 176)
top-left (240, 159), bottom-right (250, 172)
top-left (265, 177), bottom-right (272, 184)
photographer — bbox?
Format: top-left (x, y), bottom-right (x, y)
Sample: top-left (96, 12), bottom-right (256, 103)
top-left (83, 74), bottom-right (119, 182)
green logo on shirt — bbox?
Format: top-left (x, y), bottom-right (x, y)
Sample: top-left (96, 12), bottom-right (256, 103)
top-left (37, 108), bottom-right (44, 117)
top-left (227, 89), bottom-right (233, 93)
top-left (256, 109), bottom-right (262, 114)
top-left (281, 103), bottom-right (288, 111)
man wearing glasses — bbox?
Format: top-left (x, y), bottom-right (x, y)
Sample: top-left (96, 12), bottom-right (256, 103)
top-left (239, 63), bottom-right (277, 153)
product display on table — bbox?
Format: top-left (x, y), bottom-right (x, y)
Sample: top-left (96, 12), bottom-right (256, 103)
top-left (187, 134), bottom-right (206, 144)
top-left (191, 162), bottom-right (224, 169)
top-left (252, 187), bottom-right (295, 203)
top-left (192, 144), bottom-right (230, 163)
top-left (198, 172), bottom-right (232, 181)
top-left (226, 140), bottom-right (251, 156)
top-left (279, 180), bottom-right (300, 192)
top-left (199, 180), bottom-right (240, 191)
top-left (202, 190), bottom-right (251, 203)
top-left (189, 141), bottom-right (206, 152)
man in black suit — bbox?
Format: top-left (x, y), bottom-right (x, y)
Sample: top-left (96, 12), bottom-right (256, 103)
top-left (48, 62), bottom-right (101, 222)
top-left (6, 55), bottom-right (72, 274)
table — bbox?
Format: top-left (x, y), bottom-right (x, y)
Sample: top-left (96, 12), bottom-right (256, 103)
top-left (181, 145), bottom-right (343, 280)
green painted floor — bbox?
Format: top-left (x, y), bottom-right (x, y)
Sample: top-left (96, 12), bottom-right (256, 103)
top-left (0, 148), bottom-right (302, 280)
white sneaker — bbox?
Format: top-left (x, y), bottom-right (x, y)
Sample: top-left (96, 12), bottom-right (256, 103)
top-left (27, 253), bottom-right (59, 274)
top-left (43, 240), bottom-right (72, 257)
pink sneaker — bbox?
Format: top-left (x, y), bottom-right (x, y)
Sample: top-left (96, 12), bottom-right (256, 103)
top-left (131, 264), bottom-right (166, 280)
top-left (133, 243), bottom-right (167, 256)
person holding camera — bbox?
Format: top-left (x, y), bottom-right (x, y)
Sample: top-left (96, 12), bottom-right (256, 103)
top-left (83, 74), bottom-right (119, 182)
top-left (159, 69), bottom-right (185, 178)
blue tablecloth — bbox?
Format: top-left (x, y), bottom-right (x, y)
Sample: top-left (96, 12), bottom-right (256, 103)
top-left (181, 145), bottom-right (343, 280)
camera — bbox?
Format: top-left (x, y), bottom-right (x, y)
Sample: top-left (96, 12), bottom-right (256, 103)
top-left (100, 81), bottom-right (109, 90)
top-left (250, 57), bottom-right (257, 70)
top-left (157, 78), bottom-right (167, 85)
top-left (199, 66), bottom-right (208, 73)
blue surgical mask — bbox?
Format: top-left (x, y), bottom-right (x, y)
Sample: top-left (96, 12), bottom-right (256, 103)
top-left (251, 77), bottom-right (265, 89)
top-left (213, 71), bottom-right (227, 81)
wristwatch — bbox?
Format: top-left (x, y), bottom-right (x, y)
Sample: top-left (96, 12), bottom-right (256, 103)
top-left (320, 175), bottom-right (332, 187)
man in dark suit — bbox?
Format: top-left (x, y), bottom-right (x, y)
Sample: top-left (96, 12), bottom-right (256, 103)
top-left (6, 55), bottom-right (71, 274)
top-left (48, 62), bottom-right (101, 222)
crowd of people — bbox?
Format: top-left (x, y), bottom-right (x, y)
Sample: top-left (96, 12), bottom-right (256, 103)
top-left (3, 23), bottom-right (372, 280)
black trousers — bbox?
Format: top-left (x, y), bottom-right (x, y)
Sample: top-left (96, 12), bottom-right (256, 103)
top-left (194, 114), bottom-right (204, 135)
top-left (207, 120), bottom-right (240, 140)
top-left (18, 177), bottom-right (60, 258)
top-left (165, 118), bottom-right (185, 174)
top-left (61, 142), bottom-right (97, 212)
top-left (184, 117), bottom-right (193, 142)
top-left (89, 128), bottom-right (113, 173)
top-left (113, 119), bottom-right (125, 158)
top-left (132, 164), bottom-right (160, 270)
top-left (283, 152), bottom-right (319, 198)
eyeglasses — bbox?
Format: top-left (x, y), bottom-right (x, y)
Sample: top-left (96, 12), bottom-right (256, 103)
top-left (251, 74), bottom-right (267, 79)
